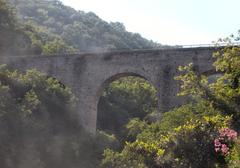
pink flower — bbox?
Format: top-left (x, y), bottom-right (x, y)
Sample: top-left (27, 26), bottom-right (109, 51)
top-left (215, 147), bottom-right (220, 152)
top-left (221, 144), bottom-right (229, 155)
top-left (219, 128), bottom-right (238, 140)
top-left (214, 139), bottom-right (221, 147)
top-left (214, 128), bottom-right (238, 156)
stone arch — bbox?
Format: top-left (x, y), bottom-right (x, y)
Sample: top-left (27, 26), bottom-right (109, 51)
top-left (201, 69), bottom-right (224, 84)
top-left (95, 72), bottom-right (158, 132)
top-left (96, 72), bottom-right (156, 99)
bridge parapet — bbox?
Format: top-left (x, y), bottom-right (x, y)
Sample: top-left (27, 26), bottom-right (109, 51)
top-left (173, 42), bottom-right (240, 48)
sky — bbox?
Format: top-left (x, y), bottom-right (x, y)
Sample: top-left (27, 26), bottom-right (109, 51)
top-left (60, 0), bottom-right (240, 46)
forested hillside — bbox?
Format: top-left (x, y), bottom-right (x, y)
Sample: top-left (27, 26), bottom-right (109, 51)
top-left (7, 0), bottom-right (166, 55)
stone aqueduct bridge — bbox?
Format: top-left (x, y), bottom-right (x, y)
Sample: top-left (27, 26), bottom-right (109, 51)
top-left (0, 47), bottom-right (217, 133)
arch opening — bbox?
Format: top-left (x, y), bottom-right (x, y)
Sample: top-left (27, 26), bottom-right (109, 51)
top-left (207, 73), bottom-right (223, 84)
top-left (202, 69), bottom-right (223, 84)
top-left (96, 73), bottom-right (158, 139)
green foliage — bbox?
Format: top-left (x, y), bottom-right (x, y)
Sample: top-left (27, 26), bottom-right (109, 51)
top-left (108, 76), bottom-right (157, 117)
top-left (42, 38), bottom-right (77, 54)
top-left (159, 115), bottom-right (231, 168)
top-left (0, 64), bottom-right (77, 131)
top-left (0, 0), bottom-right (32, 55)
top-left (125, 118), bottom-right (148, 142)
top-left (0, 0), bottom-right (16, 29)
top-left (10, 0), bottom-right (166, 53)
top-left (1, 0), bottom-right (164, 55)
top-left (226, 139), bottom-right (240, 168)
top-left (101, 148), bottom-right (147, 168)
top-left (1, 0), bottom-right (168, 55)
top-left (0, 64), bottom-right (117, 168)
top-left (102, 114), bottom-right (231, 168)
top-left (176, 41), bottom-right (240, 130)
top-left (211, 46), bottom-right (240, 119)
top-left (137, 102), bottom-right (217, 142)
top-left (97, 76), bottom-right (157, 139)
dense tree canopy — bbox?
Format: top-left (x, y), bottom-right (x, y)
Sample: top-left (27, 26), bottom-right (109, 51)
top-left (1, 0), bottom-right (170, 56)
top-left (97, 76), bottom-right (158, 143)
top-left (7, 0), bottom-right (168, 55)
top-left (0, 65), bottom-right (117, 168)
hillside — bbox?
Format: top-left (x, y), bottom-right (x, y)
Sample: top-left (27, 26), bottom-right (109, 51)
top-left (9, 0), bottom-right (167, 54)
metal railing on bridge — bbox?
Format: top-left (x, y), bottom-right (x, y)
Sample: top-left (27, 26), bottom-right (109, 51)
top-left (173, 42), bottom-right (240, 48)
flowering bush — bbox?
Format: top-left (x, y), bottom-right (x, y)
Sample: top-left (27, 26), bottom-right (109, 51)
top-left (214, 128), bottom-right (238, 156)
top-left (102, 114), bottom-right (232, 168)
top-left (220, 128), bottom-right (238, 140)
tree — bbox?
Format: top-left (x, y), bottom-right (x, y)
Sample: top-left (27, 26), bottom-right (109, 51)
top-left (0, 65), bottom-right (117, 168)
top-left (42, 38), bottom-right (77, 54)
top-left (175, 41), bottom-right (240, 130)
top-left (0, 0), bottom-right (16, 29)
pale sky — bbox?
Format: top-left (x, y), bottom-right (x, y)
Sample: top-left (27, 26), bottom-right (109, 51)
top-left (60, 0), bottom-right (240, 45)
